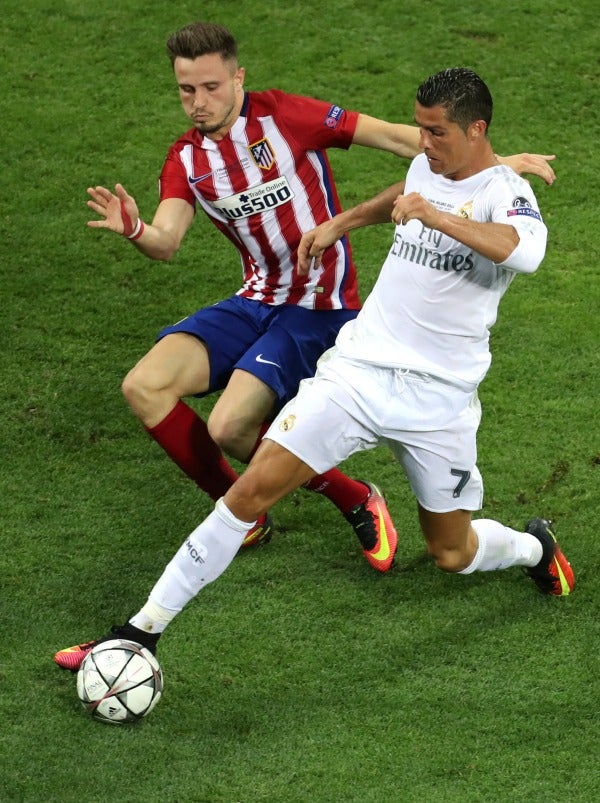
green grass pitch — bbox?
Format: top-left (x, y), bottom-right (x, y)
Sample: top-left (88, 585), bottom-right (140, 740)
top-left (1, 1), bottom-right (599, 800)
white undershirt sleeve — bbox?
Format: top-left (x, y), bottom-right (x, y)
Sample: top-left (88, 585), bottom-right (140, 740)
top-left (499, 225), bottom-right (547, 273)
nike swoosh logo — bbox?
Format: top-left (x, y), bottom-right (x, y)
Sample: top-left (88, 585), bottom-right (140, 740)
top-left (369, 503), bottom-right (391, 561)
top-left (190, 171), bottom-right (215, 184)
top-left (548, 528), bottom-right (572, 595)
top-left (553, 556), bottom-right (572, 595)
top-left (255, 354), bottom-right (281, 368)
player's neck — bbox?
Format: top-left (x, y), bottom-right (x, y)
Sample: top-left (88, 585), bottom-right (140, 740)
top-left (449, 144), bottom-right (496, 181)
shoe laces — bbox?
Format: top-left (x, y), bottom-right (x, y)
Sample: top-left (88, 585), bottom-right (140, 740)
top-left (345, 502), bottom-right (377, 551)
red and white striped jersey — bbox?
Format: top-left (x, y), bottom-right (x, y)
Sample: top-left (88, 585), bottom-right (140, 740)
top-left (159, 90), bottom-right (361, 310)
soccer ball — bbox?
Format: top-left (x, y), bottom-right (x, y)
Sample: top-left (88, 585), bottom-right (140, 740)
top-left (76, 638), bottom-right (163, 724)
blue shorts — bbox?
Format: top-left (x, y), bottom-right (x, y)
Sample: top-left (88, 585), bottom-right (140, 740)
top-left (157, 295), bottom-right (358, 414)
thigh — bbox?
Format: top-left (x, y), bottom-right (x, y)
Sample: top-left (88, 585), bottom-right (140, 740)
top-left (157, 296), bottom-right (274, 393)
top-left (235, 306), bottom-right (357, 412)
top-left (129, 332), bottom-right (211, 397)
top-left (209, 369), bottom-right (278, 432)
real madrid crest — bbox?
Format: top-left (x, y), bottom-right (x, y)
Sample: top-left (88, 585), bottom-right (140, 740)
top-left (457, 201), bottom-right (474, 219)
top-left (279, 414), bottom-right (296, 432)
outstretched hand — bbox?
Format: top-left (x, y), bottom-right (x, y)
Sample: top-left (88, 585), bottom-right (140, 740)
top-left (496, 153), bottom-right (556, 185)
top-left (86, 183), bottom-right (140, 235)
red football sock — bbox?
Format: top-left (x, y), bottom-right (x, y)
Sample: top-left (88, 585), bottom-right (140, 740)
top-left (304, 469), bottom-right (369, 513)
top-left (146, 400), bottom-right (239, 501)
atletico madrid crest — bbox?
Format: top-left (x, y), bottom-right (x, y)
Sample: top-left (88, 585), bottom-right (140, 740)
top-left (249, 138), bottom-right (276, 170)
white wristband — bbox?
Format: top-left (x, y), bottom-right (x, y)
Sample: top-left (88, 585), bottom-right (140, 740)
top-left (125, 218), bottom-right (144, 240)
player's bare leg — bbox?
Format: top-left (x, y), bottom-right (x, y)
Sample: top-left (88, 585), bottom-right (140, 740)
top-left (121, 332), bottom-right (239, 502)
top-left (226, 438), bottom-right (317, 521)
top-left (209, 370), bottom-right (398, 565)
top-left (121, 333), bottom-right (270, 541)
top-left (417, 504), bottom-right (574, 593)
top-left (418, 507), bottom-right (477, 572)
top-left (122, 332), bottom-right (210, 427)
top-left (208, 369), bottom-right (277, 461)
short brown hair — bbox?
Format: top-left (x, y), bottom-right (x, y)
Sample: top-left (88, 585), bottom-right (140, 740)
top-left (166, 22), bottom-right (238, 66)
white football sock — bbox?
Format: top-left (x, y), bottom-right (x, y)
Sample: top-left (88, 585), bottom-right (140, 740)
top-left (129, 498), bottom-right (254, 634)
top-left (459, 518), bottom-right (543, 574)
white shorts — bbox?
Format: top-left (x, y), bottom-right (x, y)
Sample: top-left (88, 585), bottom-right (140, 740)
top-left (266, 348), bottom-right (484, 513)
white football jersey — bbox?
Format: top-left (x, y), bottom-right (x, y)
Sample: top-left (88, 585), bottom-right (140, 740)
top-left (336, 154), bottom-right (548, 388)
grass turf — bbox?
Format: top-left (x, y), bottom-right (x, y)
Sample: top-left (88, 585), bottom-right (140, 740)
top-left (1, 1), bottom-right (599, 800)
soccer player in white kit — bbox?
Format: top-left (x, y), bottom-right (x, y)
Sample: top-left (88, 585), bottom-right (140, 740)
top-left (54, 68), bottom-right (573, 671)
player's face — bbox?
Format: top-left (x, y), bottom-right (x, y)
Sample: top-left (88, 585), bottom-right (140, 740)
top-left (174, 54), bottom-right (245, 140)
top-left (415, 102), bottom-right (478, 181)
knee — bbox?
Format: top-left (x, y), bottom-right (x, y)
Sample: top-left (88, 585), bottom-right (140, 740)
top-left (207, 409), bottom-right (259, 460)
top-left (121, 365), bottom-right (165, 419)
top-left (225, 470), bottom-right (270, 522)
top-left (121, 366), bottom-right (145, 407)
top-left (419, 508), bottom-right (476, 574)
top-left (208, 415), bottom-right (246, 454)
top-left (429, 547), bottom-right (469, 573)
top-left (426, 542), bottom-right (473, 574)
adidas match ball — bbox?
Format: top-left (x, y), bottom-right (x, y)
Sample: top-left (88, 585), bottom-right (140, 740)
top-left (76, 639), bottom-right (163, 724)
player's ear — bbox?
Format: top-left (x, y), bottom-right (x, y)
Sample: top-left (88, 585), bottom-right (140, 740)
top-left (235, 66), bottom-right (246, 89)
top-left (469, 119), bottom-right (488, 140)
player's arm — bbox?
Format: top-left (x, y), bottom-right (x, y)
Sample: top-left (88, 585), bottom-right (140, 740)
top-left (146, 198), bottom-right (195, 260)
top-left (392, 192), bottom-right (546, 270)
top-left (352, 114), bottom-right (421, 159)
top-left (298, 181), bottom-right (406, 274)
top-left (352, 115), bottom-right (557, 185)
top-left (86, 184), bottom-right (194, 261)
top-left (495, 153), bottom-right (556, 185)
